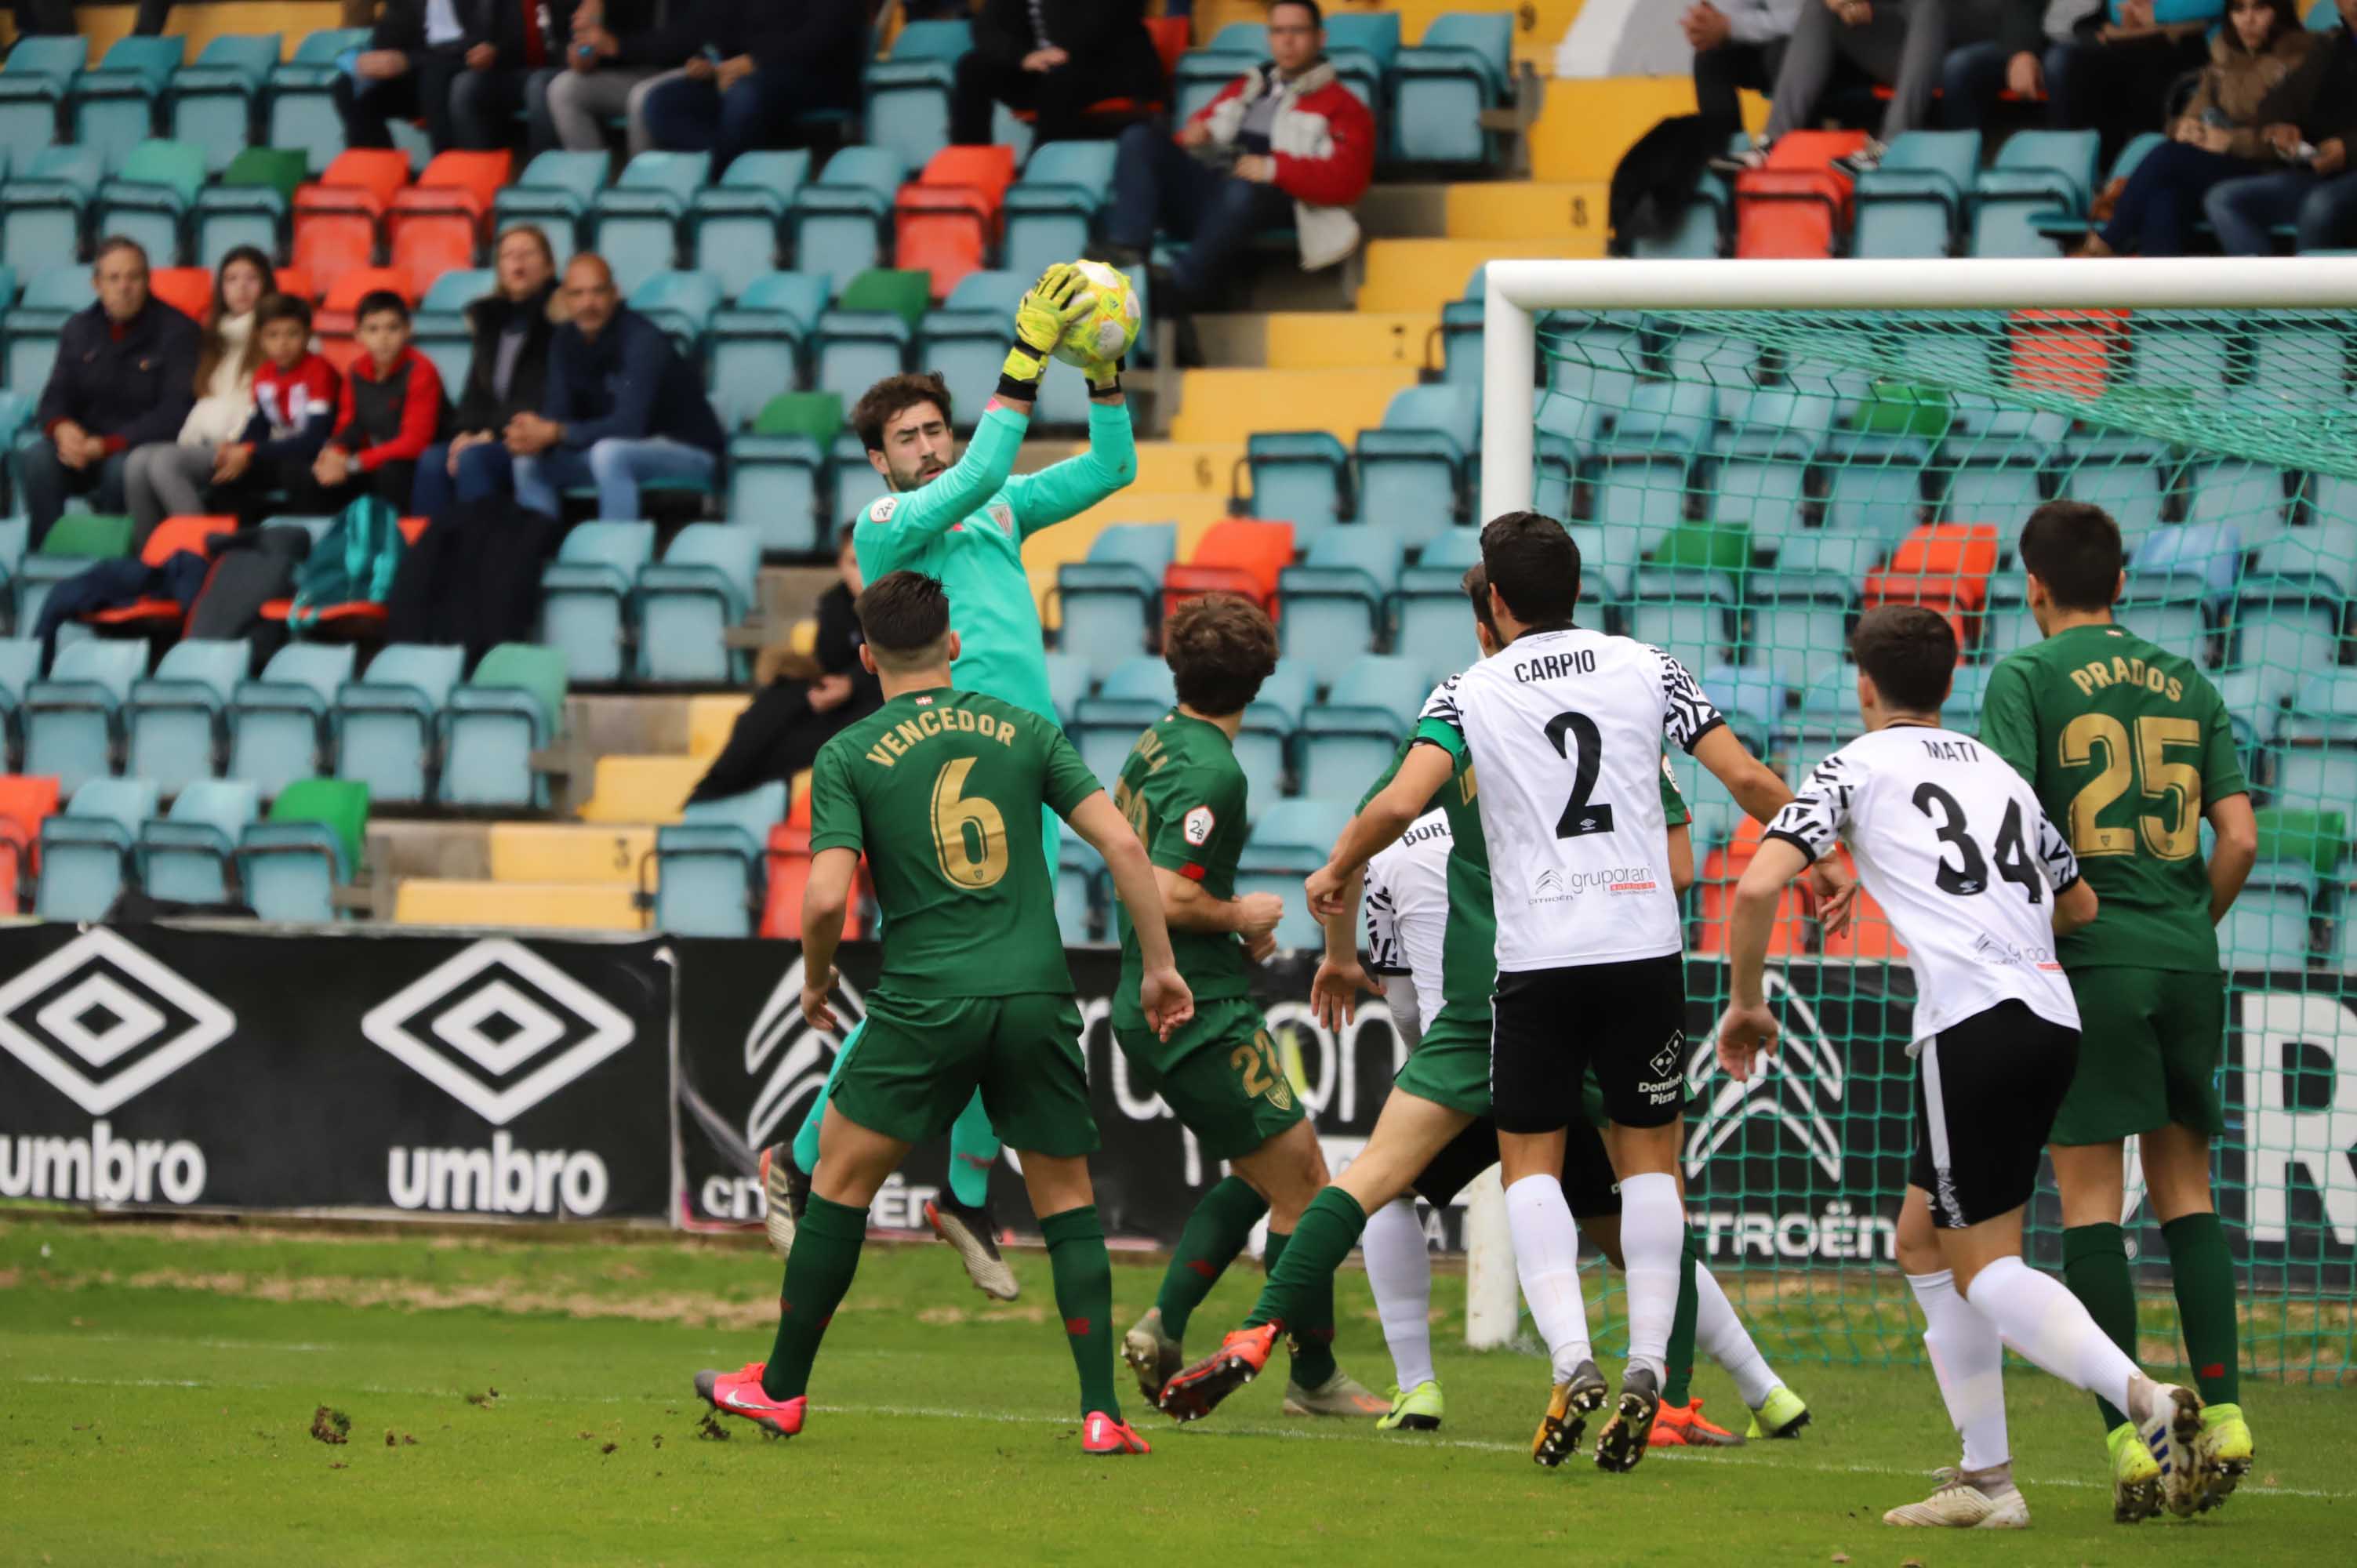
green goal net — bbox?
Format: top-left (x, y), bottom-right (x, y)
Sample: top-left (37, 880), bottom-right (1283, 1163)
top-left (1519, 304), bottom-right (2357, 1385)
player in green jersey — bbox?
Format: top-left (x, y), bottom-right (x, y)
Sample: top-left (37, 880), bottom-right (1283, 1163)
top-left (697, 572), bottom-right (1192, 1455)
top-left (761, 266), bottom-right (1139, 1298)
top-left (1980, 501), bottom-right (2259, 1518)
top-left (1108, 594), bottom-right (1389, 1420)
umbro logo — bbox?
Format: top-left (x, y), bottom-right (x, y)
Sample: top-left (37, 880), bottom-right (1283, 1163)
top-left (362, 939), bottom-right (634, 1126)
top-left (0, 928), bottom-right (235, 1115)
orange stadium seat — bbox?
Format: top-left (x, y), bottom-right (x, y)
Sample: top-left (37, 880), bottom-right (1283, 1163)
top-left (292, 148), bottom-right (411, 303)
top-left (2008, 307), bottom-right (2128, 399)
top-left (1693, 817), bottom-right (1808, 958)
top-left (895, 146), bottom-right (1017, 299)
top-left (314, 267), bottom-right (414, 362)
top-left (0, 774), bottom-right (60, 894)
top-left (83, 514), bottom-right (236, 633)
top-left (1163, 517), bottom-right (1295, 615)
top-left (1863, 523), bottom-right (1999, 655)
top-left (1735, 130), bottom-right (1867, 260)
top-left (389, 151), bottom-right (510, 299)
top-left (149, 266), bottom-right (214, 323)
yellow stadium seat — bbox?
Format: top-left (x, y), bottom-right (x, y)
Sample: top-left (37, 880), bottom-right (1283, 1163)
top-left (1169, 367), bottom-right (1417, 445)
top-left (1356, 239), bottom-right (1574, 316)
top-left (1530, 77), bottom-right (1767, 182)
top-left (1444, 183), bottom-right (1610, 249)
top-left (688, 695), bottom-right (751, 757)
top-left (576, 754), bottom-right (708, 825)
top-left (1126, 441), bottom-right (1244, 496)
top-left (487, 823), bottom-right (654, 885)
top-left (1263, 310), bottom-right (1440, 371)
top-left (394, 878), bottom-right (645, 931)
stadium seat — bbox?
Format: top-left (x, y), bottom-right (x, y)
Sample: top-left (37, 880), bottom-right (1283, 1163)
top-left (24, 638), bottom-right (143, 796)
top-left (1, 148), bottom-right (104, 281)
top-left (412, 267), bottom-right (492, 391)
top-left (2188, 459), bottom-right (2292, 552)
top-left (1705, 387), bottom-right (1831, 544)
top-left (895, 146), bottom-right (1015, 301)
top-left (710, 271), bottom-right (830, 430)
top-left (191, 144), bottom-right (303, 267)
top-left (1322, 11), bottom-right (1399, 114)
top-left (2232, 575), bottom-right (2346, 707)
top-left (793, 147), bottom-right (905, 291)
top-left (0, 35), bottom-right (85, 161)
top-left (638, 524), bottom-right (758, 683)
top-left (1851, 131), bottom-right (1980, 258)
top-left (13, 510), bottom-right (133, 633)
top-left (267, 27), bottom-right (372, 174)
top-left (93, 138), bottom-right (205, 264)
top-left (2217, 858), bottom-right (2315, 971)
top-left (1391, 12), bottom-right (1511, 166)
top-left (1051, 817), bottom-right (1099, 944)
top-left (1749, 560), bottom-right (1856, 691)
top-left (629, 267), bottom-right (723, 360)
top-left (494, 149), bottom-right (609, 267)
top-left (863, 19), bottom-right (971, 169)
top-left (36, 775), bottom-right (155, 920)
top-left (137, 776), bottom-right (256, 906)
top-left (729, 391), bottom-right (841, 557)
top-left (1040, 650), bottom-right (1088, 728)
top-left (815, 267), bottom-right (929, 405)
top-left (1072, 655), bottom-right (1178, 786)
top-left (1735, 131), bottom-right (1867, 260)
top-left (1694, 817), bottom-right (1809, 957)
top-left (1174, 23), bottom-right (1268, 124)
top-left (832, 428), bottom-right (890, 530)
top-left (688, 151), bottom-right (808, 300)
top-left (0, 771), bottom-right (59, 911)
top-left (1970, 129), bottom-right (2099, 258)
top-left (1862, 522), bottom-right (1999, 641)
top-left (1278, 529), bottom-right (1403, 687)
top-left (2249, 323), bottom-right (2349, 402)
top-left (442, 643), bottom-right (566, 808)
top-left (539, 521), bottom-right (654, 685)
top-left (1004, 141), bottom-right (1117, 284)
top-left (228, 643), bottom-right (353, 800)
top-left (125, 638), bottom-right (247, 799)
top-left (2054, 439), bottom-right (2174, 549)
top-left (335, 643), bottom-right (463, 807)
top-left (653, 780), bottom-right (786, 937)
top-left (312, 266), bottom-right (412, 367)
top-left (1235, 797), bottom-right (1352, 950)
top-left (0, 635), bottom-right (42, 766)
top-left (592, 151), bottom-right (707, 298)
top-left (1237, 658), bottom-right (1309, 789)
top-left (2275, 670), bottom-right (2357, 817)
top-left (919, 269), bottom-right (1025, 424)
top-left (78, 513), bottom-right (235, 638)
top-left (1247, 432), bottom-right (1349, 545)
top-left (1357, 383), bottom-right (1476, 552)
top-left (387, 150), bottom-right (510, 299)
top-left (71, 37), bottom-right (183, 175)
top-left (2116, 566), bottom-right (2214, 666)
top-left (1298, 654), bottom-right (1422, 801)
top-left (1164, 517), bottom-right (1294, 615)
top-left (147, 265), bottom-right (212, 323)
top-left (1628, 565), bottom-right (1740, 673)
top-left (236, 775), bottom-right (364, 922)
top-left (292, 149), bottom-right (409, 305)
top-left (1392, 527), bottom-right (1484, 681)
top-left (168, 33), bottom-right (278, 176)
top-left (1055, 521), bottom-right (1175, 685)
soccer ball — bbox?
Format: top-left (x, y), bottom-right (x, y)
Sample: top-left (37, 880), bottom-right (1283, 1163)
top-left (1053, 260), bottom-right (1142, 369)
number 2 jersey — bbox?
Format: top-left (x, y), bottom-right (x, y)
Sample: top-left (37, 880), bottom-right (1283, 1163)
top-left (808, 688), bottom-right (1099, 999)
top-left (1420, 628), bottom-right (1722, 972)
top-left (1766, 725), bottom-right (2084, 1049)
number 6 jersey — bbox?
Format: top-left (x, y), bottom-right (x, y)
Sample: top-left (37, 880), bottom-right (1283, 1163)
top-left (1766, 724), bottom-right (2084, 1049)
top-left (1419, 628), bottom-right (1723, 973)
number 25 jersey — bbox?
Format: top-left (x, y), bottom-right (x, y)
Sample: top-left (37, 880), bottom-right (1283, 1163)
top-left (1420, 628), bottom-right (1723, 973)
top-left (1767, 726), bottom-right (2083, 1049)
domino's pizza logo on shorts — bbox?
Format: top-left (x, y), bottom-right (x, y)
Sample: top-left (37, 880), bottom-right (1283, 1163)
top-left (1640, 1030), bottom-right (1686, 1105)
top-left (365, 939), bottom-right (636, 1218)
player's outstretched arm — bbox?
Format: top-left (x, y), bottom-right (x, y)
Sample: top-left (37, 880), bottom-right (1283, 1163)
top-left (1305, 745), bottom-right (1454, 919)
top-left (1157, 864), bottom-right (1283, 943)
top-left (1693, 726), bottom-right (1856, 935)
top-left (2204, 790), bottom-right (2257, 927)
top-left (1310, 868), bottom-right (1373, 1030)
top-left (1070, 790), bottom-right (1196, 1040)
top-left (1716, 836), bottom-right (1810, 1078)
top-left (1003, 385), bottom-right (1137, 539)
top-left (797, 847), bottom-right (861, 1034)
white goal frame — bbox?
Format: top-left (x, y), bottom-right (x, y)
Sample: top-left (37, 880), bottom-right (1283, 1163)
top-left (1459, 255), bottom-right (2357, 1350)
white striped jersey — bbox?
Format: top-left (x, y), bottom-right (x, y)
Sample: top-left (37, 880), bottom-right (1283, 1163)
top-left (1422, 628), bottom-right (1723, 972)
top-left (1766, 724), bottom-right (2084, 1050)
top-left (1363, 808), bottom-right (1451, 1032)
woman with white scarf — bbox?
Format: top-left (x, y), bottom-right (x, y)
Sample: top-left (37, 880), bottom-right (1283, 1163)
top-left (124, 246), bottom-right (274, 545)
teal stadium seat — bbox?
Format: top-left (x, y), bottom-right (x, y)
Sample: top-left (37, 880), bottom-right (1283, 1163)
top-left (230, 641), bottom-right (354, 799)
top-left (593, 152), bottom-right (709, 298)
top-left (1041, 650), bottom-right (1088, 727)
top-left (96, 139), bottom-right (207, 267)
top-left (832, 428), bottom-right (889, 528)
top-left (37, 775), bottom-right (154, 919)
top-left (2217, 859), bottom-right (2315, 971)
top-left (2055, 434), bottom-right (2174, 549)
top-left (637, 524), bottom-right (757, 683)
top-left (1391, 527), bottom-right (1483, 681)
top-left (1004, 142), bottom-right (1117, 285)
top-left (25, 638), bottom-right (144, 796)
top-left (71, 36), bottom-right (183, 175)
top-left (1784, 661), bottom-right (1862, 780)
top-left (413, 267), bottom-right (493, 393)
top-left (1851, 130), bottom-right (1979, 258)
top-left (791, 147), bottom-right (906, 292)
top-left (1237, 659), bottom-right (1309, 790)
top-left (441, 643), bottom-right (566, 808)
top-left (730, 390), bottom-right (840, 557)
top-left (1248, 431), bottom-right (1350, 545)
top-left (267, 28), bottom-right (372, 174)
top-left (863, 20), bottom-right (971, 171)
top-left (1298, 654), bottom-right (1421, 801)
top-left (335, 643), bottom-right (463, 806)
top-left (1055, 521), bottom-right (1174, 685)
top-left (1072, 655), bottom-right (1176, 786)
top-left (2232, 572), bottom-right (2345, 707)
top-left (2188, 455), bottom-right (2292, 551)
top-left (1706, 385), bottom-right (1832, 547)
top-left (169, 33), bottom-right (278, 176)
top-left (1391, 11), bottom-right (1509, 166)
top-left (2274, 670), bottom-right (2357, 818)
top-left (1749, 556), bottom-right (1857, 691)
top-left (1320, 12), bottom-right (1398, 112)
top-left (688, 150), bottom-right (809, 300)
top-left (0, 36), bottom-right (86, 161)
top-left (495, 149), bottom-right (609, 267)
top-left (191, 144), bottom-right (303, 267)
top-left (136, 777), bottom-right (256, 905)
top-left (0, 635), bottom-right (42, 767)
top-left (1277, 528), bottom-right (1403, 687)
top-left (539, 521), bottom-right (655, 684)
top-left (1970, 129), bottom-right (2098, 258)
top-left (654, 780), bottom-right (786, 936)
top-left (1235, 797), bottom-right (1353, 949)
top-left (710, 271), bottom-right (830, 429)
top-left (1628, 565), bottom-right (1740, 673)
top-left (2, 151), bottom-right (105, 286)
top-left (815, 268), bottom-right (927, 405)
top-left (1580, 380), bottom-right (1714, 554)
top-left (1055, 816), bottom-right (1100, 943)
top-left (126, 638), bottom-right (249, 798)
top-left (1173, 24), bottom-right (1266, 125)
top-left (1356, 383), bottom-right (1474, 551)
top-left (237, 776), bottom-right (365, 923)
top-left (921, 269), bottom-right (1026, 426)
top-left (628, 267), bottom-right (723, 360)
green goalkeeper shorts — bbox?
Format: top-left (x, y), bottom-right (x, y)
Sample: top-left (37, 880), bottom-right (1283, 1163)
top-left (2049, 966), bottom-right (2226, 1145)
top-left (831, 989), bottom-right (1096, 1158)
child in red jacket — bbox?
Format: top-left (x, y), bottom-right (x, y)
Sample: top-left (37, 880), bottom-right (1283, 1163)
top-left (303, 289), bottom-right (444, 514)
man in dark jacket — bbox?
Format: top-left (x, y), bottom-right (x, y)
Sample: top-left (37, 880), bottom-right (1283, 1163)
top-left (528, 0), bottom-right (685, 154)
top-left (505, 253), bottom-right (725, 520)
top-left (18, 238), bottom-right (200, 546)
top-left (638, 1), bottom-right (873, 172)
top-left (2206, 0), bottom-right (2357, 252)
top-left (411, 225), bottom-right (562, 519)
top-left (336, 0), bottom-right (550, 153)
top-left (951, 0), bottom-right (1165, 147)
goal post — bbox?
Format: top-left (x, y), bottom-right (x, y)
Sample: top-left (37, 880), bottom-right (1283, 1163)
top-left (1457, 259), bottom-right (2357, 1382)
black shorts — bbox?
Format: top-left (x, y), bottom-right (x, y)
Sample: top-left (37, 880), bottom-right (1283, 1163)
top-left (1911, 999), bottom-right (2081, 1230)
top-left (1491, 954), bottom-right (1690, 1134)
top-left (1411, 1113), bottom-right (1622, 1220)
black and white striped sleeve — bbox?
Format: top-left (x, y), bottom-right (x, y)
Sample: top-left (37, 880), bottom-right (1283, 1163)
top-left (1363, 859), bottom-right (1404, 974)
top-left (1654, 649), bottom-right (1726, 753)
top-left (2032, 797), bottom-right (2083, 895)
top-left (1763, 753), bottom-right (1856, 865)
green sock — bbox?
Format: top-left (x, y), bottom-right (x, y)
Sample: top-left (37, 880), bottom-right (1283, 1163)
top-left (2062, 1222), bottom-right (2137, 1432)
top-left (761, 1192), bottom-right (868, 1402)
top-left (1662, 1227), bottom-right (1700, 1407)
top-left (1247, 1189), bottom-right (1365, 1385)
top-left (2161, 1210), bottom-right (2239, 1406)
top-left (1154, 1175), bottom-right (1269, 1339)
top-left (945, 1091), bottom-right (999, 1208)
top-left (1041, 1205), bottom-right (1121, 1421)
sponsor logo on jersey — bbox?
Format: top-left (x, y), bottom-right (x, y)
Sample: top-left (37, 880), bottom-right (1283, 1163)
top-left (870, 496), bottom-right (897, 524)
top-left (1182, 805), bottom-right (1215, 846)
top-left (1528, 866), bottom-right (1658, 905)
top-left (1970, 931), bottom-right (2061, 971)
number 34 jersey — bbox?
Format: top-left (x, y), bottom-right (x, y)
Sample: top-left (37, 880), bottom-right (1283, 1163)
top-left (1422, 627), bottom-right (1723, 973)
top-left (1767, 726), bottom-right (2084, 1050)
top-left (809, 688), bottom-right (1100, 999)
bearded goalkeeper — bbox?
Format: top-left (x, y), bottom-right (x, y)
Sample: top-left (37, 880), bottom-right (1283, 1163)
top-left (759, 264), bottom-right (1137, 1297)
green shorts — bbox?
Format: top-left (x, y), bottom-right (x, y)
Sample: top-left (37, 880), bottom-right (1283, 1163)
top-left (832, 989), bottom-right (1095, 1158)
top-left (1393, 1003), bottom-right (1491, 1119)
top-left (1114, 996), bottom-right (1304, 1163)
top-left (2050, 965), bottom-right (2227, 1145)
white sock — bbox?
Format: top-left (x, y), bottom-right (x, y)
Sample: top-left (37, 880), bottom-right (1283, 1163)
top-left (1908, 1268), bottom-right (2009, 1472)
top-left (1617, 1171), bottom-right (1682, 1382)
top-left (1962, 1255), bottom-right (2140, 1419)
top-left (1691, 1265), bottom-right (1781, 1408)
top-left (1362, 1197), bottom-right (1435, 1391)
top-left (1505, 1173), bottom-right (1592, 1381)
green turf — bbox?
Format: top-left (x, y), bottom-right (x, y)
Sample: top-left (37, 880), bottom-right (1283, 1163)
top-left (2, 1214), bottom-right (2352, 1566)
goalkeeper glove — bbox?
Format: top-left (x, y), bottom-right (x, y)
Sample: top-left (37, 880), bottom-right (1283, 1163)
top-left (1000, 263), bottom-right (1091, 397)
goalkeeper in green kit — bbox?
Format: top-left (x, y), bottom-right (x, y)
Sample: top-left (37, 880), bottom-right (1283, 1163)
top-left (757, 264), bottom-right (1138, 1298)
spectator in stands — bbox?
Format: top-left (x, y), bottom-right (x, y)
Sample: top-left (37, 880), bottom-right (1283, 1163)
top-left (2206, 0), bottom-right (2357, 252)
top-left (123, 246), bottom-right (276, 544)
top-left (1686, 1), bottom-right (1803, 132)
top-left (307, 290), bottom-right (445, 512)
top-left (2079, 0), bottom-right (2324, 256)
top-left (529, 0), bottom-right (685, 156)
top-left (689, 528), bottom-right (882, 806)
top-left (2045, 2), bottom-right (2224, 169)
top-left (950, 0), bottom-right (1167, 147)
top-left (1716, 0), bottom-right (2013, 176)
top-left (503, 253), bottom-right (724, 521)
top-left (195, 294), bottom-right (344, 525)
top-left (411, 226), bottom-right (562, 519)
top-left (18, 238), bottom-right (199, 547)
top-left (1096, 1), bottom-right (1375, 327)
top-left (1939, 1), bottom-right (2094, 131)
top-left (336, 0), bottom-right (543, 154)
top-left (637, 2), bottom-right (872, 173)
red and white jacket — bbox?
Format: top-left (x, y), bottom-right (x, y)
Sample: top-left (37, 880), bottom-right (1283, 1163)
top-left (1186, 58), bottom-right (1376, 271)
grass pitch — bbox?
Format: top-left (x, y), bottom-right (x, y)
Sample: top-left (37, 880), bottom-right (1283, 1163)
top-left (3, 1212), bottom-right (2352, 1566)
